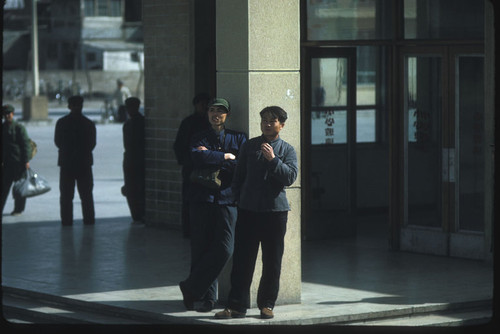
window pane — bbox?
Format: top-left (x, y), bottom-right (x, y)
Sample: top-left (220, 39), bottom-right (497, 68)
top-left (404, 0), bottom-right (484, 40)
top-left (111, 0), bottom-right (122, 17)
top-left (312, 110), bottom-right (347, 144)
top-left (357, 109), bottom-right (376, 142)
top-left (307, 0), bottom-right (393, 41)
top-left (357, 46), bottom-right (377, 105)
top-left (84, 0), bottom-right (95, 16)
top-left (97, 0), bottom-right (108, 16)
top-left (457, 56), bottom-right (485, 232)
top-left (311, 58), bottom-right (347, 107)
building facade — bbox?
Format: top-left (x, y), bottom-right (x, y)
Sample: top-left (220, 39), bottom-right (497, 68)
top-left (143, 0), bottom-right (494, 305)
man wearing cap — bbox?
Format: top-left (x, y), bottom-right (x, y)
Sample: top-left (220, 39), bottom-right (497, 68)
top-left (54, 96), bottom-right (96, 226)
top-left (1, 104), bottom-right (32, 216)
top-left (179, 98), bottom-right (247, 312)
top-left (122, 97), bottom-right (145, 223)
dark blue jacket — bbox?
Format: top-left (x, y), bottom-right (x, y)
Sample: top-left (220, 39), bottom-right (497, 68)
top-left (188, 128), bottom-right (247, 205)
top-left (232, 135), bottom-right (297, 212)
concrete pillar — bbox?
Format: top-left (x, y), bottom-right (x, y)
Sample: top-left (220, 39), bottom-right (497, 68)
top-left (216, 0), bottom-right (301, 307)
top-left (22, 96), bottom-right (48, 120)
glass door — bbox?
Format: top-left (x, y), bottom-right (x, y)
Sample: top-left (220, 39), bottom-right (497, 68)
top-left (304, 48), bottom-right (357, 239)
top-left (400, 46), bottom-right (486, 259)
top-left (450, 50), bottom-right (485, 259)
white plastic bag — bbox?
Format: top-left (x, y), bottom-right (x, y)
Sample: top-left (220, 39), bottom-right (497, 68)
top-left (13, 168), bottom-right (51, 198)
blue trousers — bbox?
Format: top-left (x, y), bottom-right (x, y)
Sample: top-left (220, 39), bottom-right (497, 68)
top-left (185, 202), bottom-right (237, 302)
top-left (227, 209), bottom-right (288, 313)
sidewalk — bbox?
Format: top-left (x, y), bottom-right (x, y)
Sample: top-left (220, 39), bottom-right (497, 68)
top-left (1, 116), bottom-right (495, 327)
top-left (1, 214), bottom-right (494, 326)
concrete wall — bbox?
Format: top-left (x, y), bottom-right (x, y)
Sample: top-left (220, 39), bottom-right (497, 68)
top-left (215, 0), bottom-right (301, 307)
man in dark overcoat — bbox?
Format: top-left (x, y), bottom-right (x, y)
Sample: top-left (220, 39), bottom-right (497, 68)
top-left (54, 95), bottom-right (96, 226)
top-left (122, 97), bottom-right (145, 223)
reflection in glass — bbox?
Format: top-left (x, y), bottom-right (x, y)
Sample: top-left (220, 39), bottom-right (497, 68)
top-left (457, 56), bottom-right (484, 232)
top-left (311, 58), bottom-right (347, 107)
top-left (307, 0), bottom-right (393, 41)
top-left (405, 56), bottom-right (442, 228)
top-left (311, 110), bottom-right (347, 145)
top-left (404, 0), bottom-right (484, 40)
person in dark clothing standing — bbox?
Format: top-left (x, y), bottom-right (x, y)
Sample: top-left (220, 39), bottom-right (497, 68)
top-left (122, 97), bottom-right (145, 223)
top-left (173, 93), bottom-right (211, 237)
top-left (179, 98), bottom-right (247, 313)
top-left (54, 96), bottom-right (96, 226)
top-left (1, 104), bottom-right (32, 216)
top-left (215, 106), bottom-right (298, 320)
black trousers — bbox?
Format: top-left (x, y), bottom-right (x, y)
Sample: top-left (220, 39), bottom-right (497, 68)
top-left (185, 202), bottom-right (237, 302)
top-left (227, 209), bottom-right (288, 313)
top-left (59, 166), bottom-right (95, 225)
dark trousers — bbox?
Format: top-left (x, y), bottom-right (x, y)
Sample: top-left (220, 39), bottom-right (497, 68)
top-left (227, 209), bottom-right (288, 313)
top-left (126, 194), bottom-right (145, 221)
top-left (1, 165), bottom-right (26, 214)
top-left (184, 202), bottom-right (237, 302)
top-left (181, 167), bottom-right (192, 237)
top-left (59, 166), bottom-right (95, 225)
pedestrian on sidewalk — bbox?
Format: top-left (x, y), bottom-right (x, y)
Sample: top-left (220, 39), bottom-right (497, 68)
top-left (215, 106), bottom-right (298, 320)
top-left (173, 93), bottom-right (211, 238)
top-left (54, 95), bottom-right (96, 226)
top-left (1, 104), bottom-right (32, 216)
top-left (114, 79), bottom-right (131, 123)
top-left (121, 97), bottom-right (145, 224)
top-left (179, 98), bottom-right (247, 312)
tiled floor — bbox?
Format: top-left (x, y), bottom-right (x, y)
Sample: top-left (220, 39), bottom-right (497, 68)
top-left (1, 216), bottom-right (494, 325)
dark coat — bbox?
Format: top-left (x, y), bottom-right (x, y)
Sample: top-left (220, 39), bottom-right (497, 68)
top-left (173, 113), bottom-right (211, 175)
top-left (2, 120), bottom-right (31, 168)
top-left (54, 113), bottom-right (96, 169)
top-left (189, 128), bottom-right (247, 205)
top-left (122, 113), bottom-right (145, 191)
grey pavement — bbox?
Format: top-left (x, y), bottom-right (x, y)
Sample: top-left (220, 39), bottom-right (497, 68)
top-left (1, 114), bottom-right (496, 328)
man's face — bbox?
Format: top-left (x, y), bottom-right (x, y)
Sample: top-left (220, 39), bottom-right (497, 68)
top-left (260, 113), bottom-right (284, 138)
top-left (208, 106), bottom-right (228, 127)
top-left (3, 112), bottom-right (14, 123)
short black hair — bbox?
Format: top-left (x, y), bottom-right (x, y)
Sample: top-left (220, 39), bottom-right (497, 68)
top-left (125, 97), bottom-right (141, 110)
top-left (259, 106), bottom-right (288, 123)
top-left (68, 95), bottom-right (84, 106)
top-left (192, 93), bottom-right (211, 105)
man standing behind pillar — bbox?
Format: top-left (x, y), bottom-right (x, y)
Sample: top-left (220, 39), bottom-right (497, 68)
top-left (173, 93), bottom-right (211, 237)
top-left (215, 106), bottom-right (298, 320)
top-left (122, 97), bottom-right (145, 223)
top-left (54, 95), bottom-right (96, 226)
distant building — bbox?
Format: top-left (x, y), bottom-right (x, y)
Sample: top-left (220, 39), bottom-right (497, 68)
top-left (2, 0), bottom-right (143, 71)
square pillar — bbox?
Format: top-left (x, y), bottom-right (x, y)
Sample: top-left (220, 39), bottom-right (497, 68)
top-left (22, 96), bottom-right (48, 120)
top-left (216, 0), bottom-right (301, 307)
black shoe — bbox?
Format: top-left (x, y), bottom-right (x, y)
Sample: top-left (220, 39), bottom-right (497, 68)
top-left (179, 281), bottom-right (195, 310)
top-left (197, 300), bottom-right (215, 313)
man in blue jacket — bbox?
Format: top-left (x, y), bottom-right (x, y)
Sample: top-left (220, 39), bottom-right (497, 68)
top-left (179, 98), bottom-right (247, 312)
top-left (215, 106), bottom-right (298, 320)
